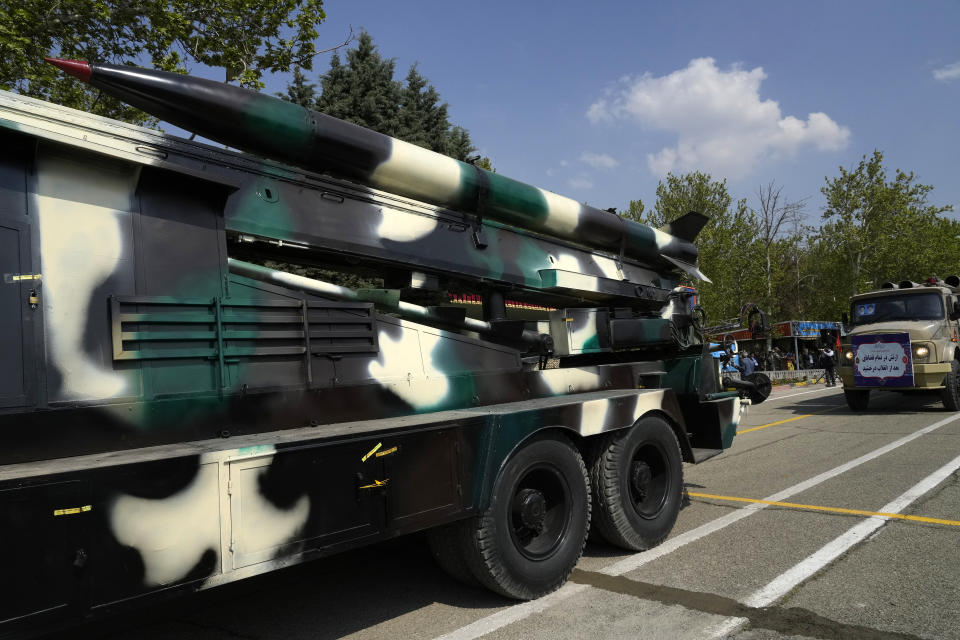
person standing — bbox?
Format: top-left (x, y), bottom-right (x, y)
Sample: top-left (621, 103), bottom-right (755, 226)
top-left (739, 351), bottom-right (756, 377)
top-left (820, 345), bottom-right (837, 387)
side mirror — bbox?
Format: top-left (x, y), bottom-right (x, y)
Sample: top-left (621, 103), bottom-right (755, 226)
top-left (952, 300), bottom-right (960, 321)
top-left (841, 312), bottom-right (849, 325)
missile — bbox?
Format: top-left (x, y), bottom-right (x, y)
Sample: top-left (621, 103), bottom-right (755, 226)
top-left (45, 58), bottom-right (707, 279)
top-left (228, 258), bottom-right (548, 348)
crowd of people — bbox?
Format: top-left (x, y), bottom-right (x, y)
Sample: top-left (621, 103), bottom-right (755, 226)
top-left (736, 344), bottom-right (838, 386)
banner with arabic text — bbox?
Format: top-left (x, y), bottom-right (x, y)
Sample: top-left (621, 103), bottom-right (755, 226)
top-left (852, 333), bottom-right (914, 387)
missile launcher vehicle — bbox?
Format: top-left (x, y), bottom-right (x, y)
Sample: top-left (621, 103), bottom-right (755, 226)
top-left (0, 61), bottom-right (765, 634)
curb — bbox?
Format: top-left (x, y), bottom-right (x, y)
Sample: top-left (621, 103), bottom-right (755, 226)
top-left (771, 381), bottom-right (834, 390)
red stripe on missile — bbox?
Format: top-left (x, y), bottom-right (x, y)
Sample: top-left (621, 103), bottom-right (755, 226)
top-left (44, 58), bottom-right (92, 83)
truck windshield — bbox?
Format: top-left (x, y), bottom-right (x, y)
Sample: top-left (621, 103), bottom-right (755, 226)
top-left (851, 292), bottom-right (944, 325)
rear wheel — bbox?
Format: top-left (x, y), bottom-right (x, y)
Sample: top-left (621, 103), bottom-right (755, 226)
top-left (844, 389), bottom-right (870, 411)
top-left (457, 435), bottom-right (590, 600)
top-left (941, 359), bottom-right (960, 411)
top-left (588, 417), bottom-right (683, 551)
top-left (427, 523), bottom-right (480, 587)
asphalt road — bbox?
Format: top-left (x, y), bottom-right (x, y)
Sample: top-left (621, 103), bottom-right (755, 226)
top-left (78, 384), bottom-right (960, 640)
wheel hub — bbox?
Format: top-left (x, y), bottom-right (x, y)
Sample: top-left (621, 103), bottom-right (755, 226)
top-left (514, 488), bottom-right (547, 535)
top-left (631, 460), bottom-right (653, 501)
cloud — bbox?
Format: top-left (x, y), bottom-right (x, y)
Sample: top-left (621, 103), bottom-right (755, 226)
top-left (580, 152), bottom-right (619, 169)
top-left (933, 61), bottom-right (960, 82)
top-left (587, 57), bottom-right (850, 179)
top-left (569, 176), bottom-right (594, 189)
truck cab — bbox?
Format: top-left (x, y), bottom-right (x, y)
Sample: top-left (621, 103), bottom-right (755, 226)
top-left (838, 278), bottom-right (960, 410)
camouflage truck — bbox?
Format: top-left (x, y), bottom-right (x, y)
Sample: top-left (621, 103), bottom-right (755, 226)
top-left (838, 277), bottom-right (960, 411)
top-left (0, 60), bottom-right (766, 636)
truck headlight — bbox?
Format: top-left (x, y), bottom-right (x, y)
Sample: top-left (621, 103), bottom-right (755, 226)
top-left (844, 350), bottom-right (854, 360)
top-left (914, 345), bottom-right (929, 358)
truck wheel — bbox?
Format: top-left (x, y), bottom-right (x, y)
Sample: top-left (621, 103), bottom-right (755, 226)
top-left (427, 524), bottom-right (480, 587)
top-left (458, 435), bottom-right (590, 600)
top-left (941, 360), bottom-right (960, 411)
top-left (844, 389), bottom-right (870, 411)
top-left (588, 416), bottom-right (683, 551)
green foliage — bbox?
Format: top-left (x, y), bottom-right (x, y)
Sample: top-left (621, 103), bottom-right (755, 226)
top-left (626, 154), bottom-right (956, 328)
top-left (652, 171), bottom-right (733, 227)
top-left (816, 150), bottom-right (957, 317)
top-left (0, 0), bottom-right (326, 124)
top-left (276, 66), bottom-right (317, 107)
top-left (620, 199), bottom-right (645, 223)
top-left (305, 31), bottom-right (477, 161)
top-left (638, 172), bottom-right (762, 322)
top-left (473, 156), bottom-right (495, 172)
top-left (262, 260), bottom-right (383, 290)
top-left (315, 32), bottom-right (401, 136)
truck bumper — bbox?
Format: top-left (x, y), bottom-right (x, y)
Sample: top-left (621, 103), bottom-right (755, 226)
top-left (838, 362), bottom-right (951, 389)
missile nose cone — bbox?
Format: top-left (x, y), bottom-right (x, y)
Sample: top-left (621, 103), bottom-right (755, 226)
top-left (44, 57), bottom-right (92, 83)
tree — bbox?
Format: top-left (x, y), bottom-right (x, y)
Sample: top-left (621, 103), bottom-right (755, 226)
top-left (752, 181), bottom-right (808, 312)
top-left (821, 150), bottom-right (955, 301)
top-left (398, 64), bottom-right (448, 150)
top-left (775, 209), bottom-right (818, 320)
top-left (277, 66), bottom-right (317, 107)
top-left (1, 0), bottom-right (330, 124)
top-left (644, 172), bottom-right (761, 321)
top-left (315, 31), bottom-right (402, 136)
top-left (472, 156), bottom-right (495, 172)
top-left (308, 31), bottom-right (477, 161)
top-left (620, 199), bottom-right (645, 223)
top-left (443, 126), bottom-right (475, 162)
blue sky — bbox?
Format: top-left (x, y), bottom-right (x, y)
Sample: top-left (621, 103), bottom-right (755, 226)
top-left (261, 1), bottom-right (959, 223)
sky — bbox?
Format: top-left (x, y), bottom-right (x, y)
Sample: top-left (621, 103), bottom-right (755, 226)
top-left (251, 1), bottom-right (960, 223)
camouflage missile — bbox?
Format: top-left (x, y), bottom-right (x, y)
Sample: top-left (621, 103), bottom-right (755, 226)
top-left (45, 58), bottom-right (707, 279)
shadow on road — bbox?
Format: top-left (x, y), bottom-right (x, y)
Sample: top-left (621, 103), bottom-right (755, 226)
top-left (61, 534), bottom-right (509, 640)
top-left (763, 386), bottom-right (950, 416)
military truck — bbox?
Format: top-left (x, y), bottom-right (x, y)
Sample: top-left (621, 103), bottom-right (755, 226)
top-left (0, 60), bottom-right (766, 636)
top-left (838, 277), bottom-right (960, 411)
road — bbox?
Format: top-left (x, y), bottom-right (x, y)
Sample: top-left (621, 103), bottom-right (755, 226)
top-left (79, 384), bottom-right (960, 640)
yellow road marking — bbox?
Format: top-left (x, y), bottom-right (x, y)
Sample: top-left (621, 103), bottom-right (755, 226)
top-left (737, 405), bottom-right (840, 434)
top-left (687, 492), bottom-right (960, 527)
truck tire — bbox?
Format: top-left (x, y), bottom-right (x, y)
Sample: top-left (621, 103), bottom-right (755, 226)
top-left (588, 416), bottom-right (683, 551)
top-left (458, 434), bottom-right (590, 600)
top-left (427, 524), bottom-right (480, 587)
top-left (941, 360), bottom-right (960, 411)
top-left (844, 389), bottom-right (870, 411)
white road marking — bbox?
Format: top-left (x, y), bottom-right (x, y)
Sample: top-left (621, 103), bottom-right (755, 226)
top-left (745, 449), bottom-right (960, 608)
top-left (706, 617), bottom-right (744, 639)
top-left (435, 583), bottom-right (589, 640)
top-left (711, 438), bottom-right (960, 638)
top-left (434, 411), bottom-right (960, 640)
top-left (764, 386), bottom-right (835, 402)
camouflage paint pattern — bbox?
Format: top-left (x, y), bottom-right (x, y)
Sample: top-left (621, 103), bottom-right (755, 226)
top-left (45, 59), bottom-right (703, 278)
top-left (0, 82), bottom-right (746, 633)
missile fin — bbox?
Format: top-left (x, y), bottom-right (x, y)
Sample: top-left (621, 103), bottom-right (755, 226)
top-left (660, 254), bottom-right (711, 283)
top-left (664, 211), bottom-right (709, 242)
